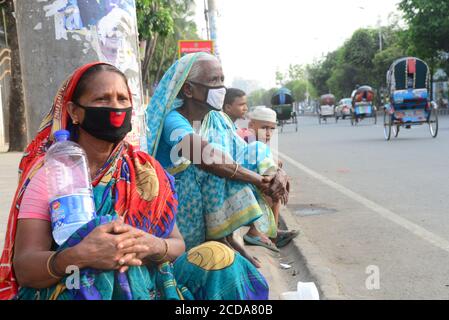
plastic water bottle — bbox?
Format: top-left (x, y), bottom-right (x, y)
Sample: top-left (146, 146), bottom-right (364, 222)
top-left (45, 130), bottom-right (96, 245)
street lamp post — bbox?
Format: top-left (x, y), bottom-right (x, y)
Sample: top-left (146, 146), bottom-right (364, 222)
top-left (377, 15), bottom-right (383, 51)
top-left (203, 0), bottom-right (210, 40)
top-left (207, 0), bottom-right (219, 58)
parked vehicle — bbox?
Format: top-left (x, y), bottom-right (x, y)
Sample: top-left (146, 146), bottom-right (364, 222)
top-left (335, 98), bottom-right (352, 121)
top-left (383, 57), bottom-right (438, 140)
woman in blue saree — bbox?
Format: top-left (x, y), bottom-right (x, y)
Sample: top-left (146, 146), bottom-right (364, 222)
top-left (146, 53), bottom-right (288, 267)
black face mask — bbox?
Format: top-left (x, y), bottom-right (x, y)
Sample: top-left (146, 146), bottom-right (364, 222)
top-left (76, 103), bottom-right (133, 143)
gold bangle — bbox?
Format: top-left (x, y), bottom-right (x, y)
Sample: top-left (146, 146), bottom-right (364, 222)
top-left (152, 239), bottom-right (169, 263)
top-left (230, 163), bottom-right (239, 179)
top-left (47, 251), bottom-right (63, 279)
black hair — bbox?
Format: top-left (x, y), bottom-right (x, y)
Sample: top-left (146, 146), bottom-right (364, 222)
top-left (71, 64), bottom-right (128, 104)
top-left (224, 88), bottom-right (246, 106)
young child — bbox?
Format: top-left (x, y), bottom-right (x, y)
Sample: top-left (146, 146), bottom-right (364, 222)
top-left (223, 88), bottom-right (248, 124)
top-left (244, 106), bottom-right (298, 248)
top-left (224, 92), bottom-right (298, 249)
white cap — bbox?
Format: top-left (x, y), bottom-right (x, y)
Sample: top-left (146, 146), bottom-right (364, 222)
top-left (248, 106), bottom-right (277, 123)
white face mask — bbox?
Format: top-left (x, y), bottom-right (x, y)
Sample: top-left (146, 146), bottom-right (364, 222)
top-left (206, 87), bottom-right (227, 111)
top-left (189, 81), bottom-right (227, 111)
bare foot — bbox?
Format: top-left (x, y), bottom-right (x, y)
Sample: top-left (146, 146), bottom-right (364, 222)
top-left (223, 235), bottom-right (262, 268)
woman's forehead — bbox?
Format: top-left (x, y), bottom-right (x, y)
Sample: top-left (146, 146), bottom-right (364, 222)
top-left (198, 60), bottom-right (223, 80)
top-left (82, 71), bottom-right (128, 92)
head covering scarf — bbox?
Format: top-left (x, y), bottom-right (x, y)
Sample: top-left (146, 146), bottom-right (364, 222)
top-left (145, 52), bottom-right (211, 156)
top-left (0, 62), bottom-right (177, 300)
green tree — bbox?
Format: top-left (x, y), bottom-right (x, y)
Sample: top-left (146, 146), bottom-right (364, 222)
top-left (399, 0), bottom-right (449, 72)
top-left (275, 70), bottom-right (285, 86)
top-left (337, 28), bottom-right (378, 97)
top-left (372, 44), bottom-right (405, 91)
top-left (137, 0), bottom-right (174, 88)
top-left (285, 79), bottom-right (316, 102)
top-left (307, 49), bottom-right (341, 95)
top-left (137, 0), bottom-right (198, 91)
top-left (149, 1), bottom-right (198, 89)
top-left (247, 88), bottom-right (278, 107)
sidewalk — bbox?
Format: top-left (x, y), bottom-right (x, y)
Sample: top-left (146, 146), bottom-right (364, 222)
top-left (0, 152), bottom-right (308, 300)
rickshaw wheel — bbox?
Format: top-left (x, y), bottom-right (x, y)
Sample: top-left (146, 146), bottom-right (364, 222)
top-left (393, 125), bottom-right (400, 138)
top-left (429, 108), bottom-right (438, 138)
top-left (384, 112), bottom-right (392, 140)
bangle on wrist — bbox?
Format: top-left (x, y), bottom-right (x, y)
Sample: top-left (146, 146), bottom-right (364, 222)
top-left (230, 163), bottom-right (239, 179)
top-left (151, 239), bottom-right (169, 263)
top-left (47, 251), bottom-right (64, 279)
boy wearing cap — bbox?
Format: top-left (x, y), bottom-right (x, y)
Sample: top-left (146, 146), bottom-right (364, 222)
top-left (223, 94), bottom-right (298, 249)
top-left (243, 107), bottom-right (298, 248)
top-left (246, 106), bottom-right (278, 144)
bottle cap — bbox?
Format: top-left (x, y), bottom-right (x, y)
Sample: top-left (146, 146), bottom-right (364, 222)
top-left (54, 130), bottom-right (70, 142)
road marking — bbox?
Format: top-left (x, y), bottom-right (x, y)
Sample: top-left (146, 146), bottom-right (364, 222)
top-left (277, 151), bottom-right (449, 253)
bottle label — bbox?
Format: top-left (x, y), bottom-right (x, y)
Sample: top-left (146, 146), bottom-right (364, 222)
top-left (50, 194), bottom-right (96, 231)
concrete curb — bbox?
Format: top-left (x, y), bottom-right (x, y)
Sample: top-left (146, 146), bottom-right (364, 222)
top-left (280, 207), bottom-right (347, 300)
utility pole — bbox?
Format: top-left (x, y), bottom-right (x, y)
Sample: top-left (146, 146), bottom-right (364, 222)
top-left (207, 0), bottom-right (219, 58)
top-left (14, 1), bottom-right (145, 149)
top-left (5, 0), bottom-right (27, 151)
top-left (203, 0), bottom-right (210, 40)
top-left (377, 15), bottom-right (383, 51)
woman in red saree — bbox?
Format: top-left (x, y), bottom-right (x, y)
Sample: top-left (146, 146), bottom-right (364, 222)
top-left (0, 62), bottom-right (268, 300)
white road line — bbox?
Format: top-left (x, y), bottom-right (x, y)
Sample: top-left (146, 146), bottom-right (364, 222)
top-left (277, 150), bottom-right (449, 253)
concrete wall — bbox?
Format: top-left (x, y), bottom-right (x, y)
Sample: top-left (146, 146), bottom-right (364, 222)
top-left (0, 18), bottom-right (10, 152)
top-left (0, 48), bottom-right (11, 152)
top-left (15, 0), bottom-right (145, 149)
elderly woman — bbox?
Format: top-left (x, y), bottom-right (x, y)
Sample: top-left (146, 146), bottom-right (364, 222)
top-left (0, 62), bottom-right (268, 300)
top-left (146, 53), bottom-right (288, 267)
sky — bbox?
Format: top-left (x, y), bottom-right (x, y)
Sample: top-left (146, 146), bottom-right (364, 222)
top-left (194, 0), bottom-right (402, 90)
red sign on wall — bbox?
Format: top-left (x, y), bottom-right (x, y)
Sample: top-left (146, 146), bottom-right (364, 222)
top-left (178, 40), bottom-right (214, 58)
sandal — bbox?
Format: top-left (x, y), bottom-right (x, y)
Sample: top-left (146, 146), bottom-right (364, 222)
top-left (243, 234), bottom-right (280, 253)
top-left (274, 230), bottom-right (300, 248)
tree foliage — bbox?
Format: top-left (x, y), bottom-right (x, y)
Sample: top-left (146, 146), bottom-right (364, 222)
top-left (248, 63), bottom-right (316, 107)
top-left (399, 0), bottom-right (449, 73)
top-left (307, 25), bottom-right (407, 103)
top-left (137, 0), bottom-right (198, 91)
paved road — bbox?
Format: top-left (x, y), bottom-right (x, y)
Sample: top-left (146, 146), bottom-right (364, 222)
top-left (278, 114), bottom-right (449, 299)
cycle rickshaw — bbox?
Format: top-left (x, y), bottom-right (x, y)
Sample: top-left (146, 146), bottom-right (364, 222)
top-left (384, 57), bottom-right (438, 140)
top-left (270, 88), bottom-right (298, 132)
top-left (351, 85), bottom-right (377, 126)
top-left (318, 94), bottom-right (336, 124)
